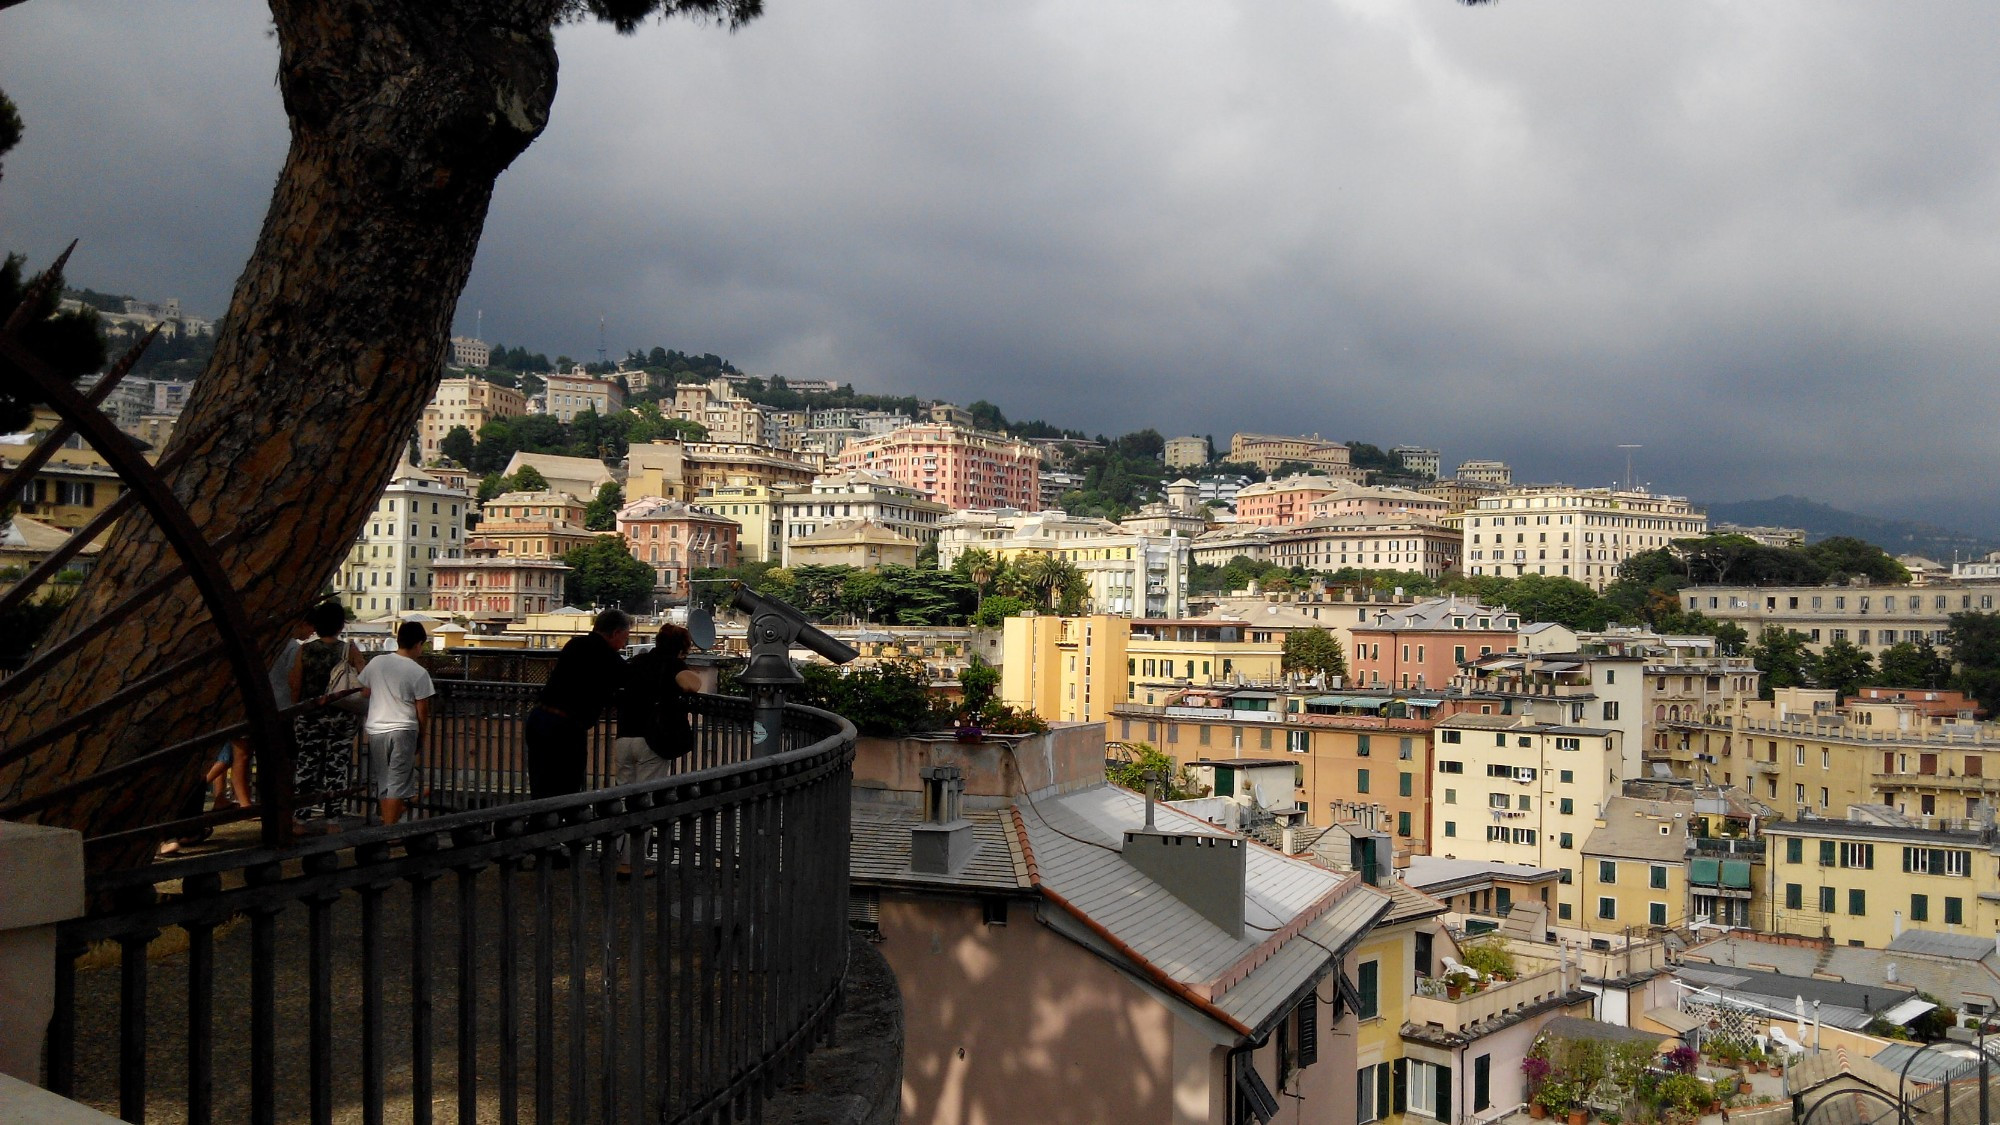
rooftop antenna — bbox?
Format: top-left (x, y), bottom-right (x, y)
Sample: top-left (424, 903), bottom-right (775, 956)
top-left (475, 309), bottom-right (483, 342)
top-left (596, 315), bottom-right (607, 368)
top-left (1617, 444), bottom-right (1642, 492)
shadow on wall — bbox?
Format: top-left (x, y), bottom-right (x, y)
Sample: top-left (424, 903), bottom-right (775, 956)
top-left (880, 894), bottom-right (1177, 1125)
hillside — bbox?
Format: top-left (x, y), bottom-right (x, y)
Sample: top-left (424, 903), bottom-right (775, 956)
top-left (1705, 496), bottom-right (1998, 563)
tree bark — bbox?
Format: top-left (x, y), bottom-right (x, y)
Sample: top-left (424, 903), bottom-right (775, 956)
top-left (0, 0), bottom-right (562, 867)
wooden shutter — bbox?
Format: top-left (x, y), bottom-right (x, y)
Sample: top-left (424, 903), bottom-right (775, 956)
top-left (1393, 1058), bottom-right (1408, 1116)
top-left (1235, 1058), bottom-right (1279, 1124)
top-left (1297, 995), bottom-right (1319, 1068)
top-left (1436, 1062), bottom-right (1453, 1124)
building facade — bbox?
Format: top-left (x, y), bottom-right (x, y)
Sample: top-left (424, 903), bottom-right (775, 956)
top-left (616, 497), bottom-right (740, 601)
top-left (1264, 519), bottom-right (1464, 580)
top-left (1163, 435), bottom-right (1210, 469)
top-left (420, 377), bottom-right (528, 460)
top-left (472, 489), bottom-right (594, 560)
top-left (1762, 817), bottom-right (2000, 947)
top-left (428, 554), bottom-right (568, 624)
top-left (940, 509), bottom-right (1190, 617)
top-left (776, 470), bottom-right (950, 566)
top-left (1679, 582), bottom-right (2000, 658)
top-left (1463, 487), bottom-right (1708, 592)
top-left (1228, 433), bottom-right (1364, 479)
top-left (836, 423), bottom-right (1041, 511)
top-left (337, 464), bottom-right (470, 616)
top-left (1455, 459), bottom-right (1513, 486)
top-left (541, 371), bottom-right (626, 423)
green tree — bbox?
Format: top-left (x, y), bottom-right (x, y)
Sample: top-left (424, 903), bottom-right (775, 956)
top-left (1105, 743), bottom-right (1206, 800)
top-left (1874, 640), bottom-right (1951, 690)
top-left (1282, 628), bottom-right (1347, 682)
top-left (958, 655), bottom-right (1000, 714)
top-left (583, 480), bottom-right (623, 531)
top-left (1807, 637), bottom-right (1874, 700)
top-left (1947, 612), bottom-right (2000, 713)
top-left (561, 535), bottom-right (654, 611)
top-left (1747, 627), bottom-right (1813, 700)
top-left (0, 254), bottom-right (109, 433)
top-left (792, 661), bottom-right (946, 737)
top-left (974, 595), bottom-right (1032, 627)
top-left (511, 464), bottom-right (549, 492)
top-left (1495, 574), bottom-right (1618, 631)
top-left (437, 424), bottom-right (476, 467)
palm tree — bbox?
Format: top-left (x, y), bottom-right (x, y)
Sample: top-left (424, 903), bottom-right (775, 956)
top-left (1017, 554), bottom-right (1085, 613)
top-left (954, 547), bottom-right (999, 613)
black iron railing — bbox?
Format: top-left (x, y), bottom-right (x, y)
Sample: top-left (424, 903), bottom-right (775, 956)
top-left (46, 691), bottom-right (857, 1125)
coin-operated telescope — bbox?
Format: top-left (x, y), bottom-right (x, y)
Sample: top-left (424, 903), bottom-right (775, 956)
top-left (729, 583), bottom-right (859, 756)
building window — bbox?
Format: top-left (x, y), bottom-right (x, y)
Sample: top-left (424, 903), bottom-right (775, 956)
top-left (1947, 897), bottom-right (1965, 925)
top-left (1598, 897), bottom-right (1616, 920)
top-left (1849, 889), bottom-right (1866, 916)
top-left (1357, 960), bottom-right (1379, 1020)
top-left (1444, 821), bottom-right (1457, 838)
top-left (1474, 1055), bottom-right (1491, 1112)
top-left (1357, 769), bottom-right (1370, 794)
top-left (1358, 735), bottom-right (1371, 756)
top-left (1559, 798), bottom-right (1574, 815)
top-left (1398, 811), bottom-right (1412, 837)
top-left (1650, 865), bottom-right (1667, 889)
top-left (1650, 902), bottom-right (1667, 927)
top-left (1819, 886), bottom-right (1836, 913)
top-left (1911, 894), bottom-right (1929, 922)
top-left (1559, 832), bottom-right (1573, 849)
top-left (1839, 843), bottom-right (1874, 870)
top-left (1399, 772), bottom-right (1413, 797)
top-left (1786, 883), bottom-right (1802, 910)
top-left (1559, 902), bottom-right (1573, 920)
top-left (1599, 861), bottom-right (1616, 884)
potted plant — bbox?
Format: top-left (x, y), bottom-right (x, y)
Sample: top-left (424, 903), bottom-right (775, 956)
top-left (1524, 1056), bottom-right (1554, 1117)
top-left (1666, 1046), bottom-right (1699, 1076)
top-left (1540, 1077), bottom-right (1581, 1125)
top-left (1445, 968), bottom-right (1475, 999)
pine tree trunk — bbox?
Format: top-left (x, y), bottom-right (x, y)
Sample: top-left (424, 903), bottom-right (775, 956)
top-left (0, 0), bottom-right (562, 866)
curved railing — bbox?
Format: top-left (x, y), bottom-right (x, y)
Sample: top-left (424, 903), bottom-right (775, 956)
top-left (45, 693), bottom-right (857, 1125)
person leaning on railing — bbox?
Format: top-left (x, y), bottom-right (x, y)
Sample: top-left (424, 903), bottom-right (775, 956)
top-left (524, 608), bottom-right (631, 799)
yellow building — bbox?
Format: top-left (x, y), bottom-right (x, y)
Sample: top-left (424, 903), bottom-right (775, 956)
top-left (1578, 797), bottom-right (1691, 940)
top-left (1001, 614), bottom-right (1298, 725)
top-left (472, 489), bottom-right (595, 560)
top-left (695, 482), bottom-right (792, 563)
top-left (1763, 817), bottom-right (2000, 947)
top-left (1427, 714), bottom-right (1625, 930)
top-left (626, 440), bottom-right (817, 503)
top-left (1678, 692), bottom-right (2000, 822)
top-left (2, 425), bottom-right (127, 532)
top-left (786, 520), bottom-right (921, 570)
top-left (420, 376), bottom-right (525, 460)
top-left (1352, 877), bottom-right (1451, 1125)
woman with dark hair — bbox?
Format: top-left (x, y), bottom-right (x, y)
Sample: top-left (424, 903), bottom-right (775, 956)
top-left (613, 624), bottom-right (704, 875)
top-left (614, 624), bottom-right (703, 784)
top-left (289, 600), bottom-right (365, 826)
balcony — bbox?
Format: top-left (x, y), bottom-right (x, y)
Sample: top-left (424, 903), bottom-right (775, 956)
top-left (1407, 956), bottom-right (1582, 1036)
top-left (41, 687), bottom-right (863, 1123)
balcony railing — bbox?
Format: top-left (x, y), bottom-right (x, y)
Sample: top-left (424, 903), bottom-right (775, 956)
top-left (1407, 959), bottom-right (1579, 1035)
top-left (45, 686), bottom-right (857, 1124)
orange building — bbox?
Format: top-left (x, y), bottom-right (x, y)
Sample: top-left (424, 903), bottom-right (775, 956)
top-left (616, 497), bottom-right (739, 601)
top-left (1349, 597), bottom-right (1520, 692)
top-left (1232, 475), bottom-right (1343, 526)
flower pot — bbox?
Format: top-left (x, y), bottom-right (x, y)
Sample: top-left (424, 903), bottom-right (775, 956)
top-left (1568, 1109), bottom-right (1589, 1125)
top-left (1447, 984), bottom-right (1463, 1000)
top-left (1707, 1102), bottom-right (1722, 1115)
top-left (1530, 1104), bottom-right (1548, 1120)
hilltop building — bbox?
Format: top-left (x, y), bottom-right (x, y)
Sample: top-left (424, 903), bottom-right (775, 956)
top-left (836, 423), bottom-right (1041, 511)
top-left (1463, 486), bottom-right (1708, 592)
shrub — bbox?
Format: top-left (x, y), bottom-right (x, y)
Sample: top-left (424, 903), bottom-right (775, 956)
top-left (1462, 938), bottom-right (1517, 979)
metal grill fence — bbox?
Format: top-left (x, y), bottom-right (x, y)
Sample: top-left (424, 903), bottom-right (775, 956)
top-left (45, 689), bottom-right (856, 1125)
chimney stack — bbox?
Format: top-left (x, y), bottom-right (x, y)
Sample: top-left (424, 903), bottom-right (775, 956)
top-left (911, 764), bottom-right (974, 876)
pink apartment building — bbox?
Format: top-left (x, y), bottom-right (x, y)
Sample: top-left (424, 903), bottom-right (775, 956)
top-left (1350, 597), bottom-right (1521, 691)
top-left (835, 423), bottom-right (1041, 511)
top-left (615, 497), bottom-right (739, 601)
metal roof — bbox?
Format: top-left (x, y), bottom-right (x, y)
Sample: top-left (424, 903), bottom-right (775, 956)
top-left (1014, 785), bottom-right (1389, 1035)
top-left (1674, 964), bottom-right (1917, 1029)
top-left (849, 803), bottom-right (1028, 892)
top-left (1888, 929), bottom-right (2000, 962)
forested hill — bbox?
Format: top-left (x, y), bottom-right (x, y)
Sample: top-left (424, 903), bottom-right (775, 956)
top-left (1705, 496), bottom-right (1997, 561)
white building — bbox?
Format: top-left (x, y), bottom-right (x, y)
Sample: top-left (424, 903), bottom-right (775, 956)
top-left (542, 370), bottom-right (626, 422)
top-left (775, 470), bottom-right (951, 566)
top-left (1390, 446), bottom-right (1442, 479)
top-left (938, 508), bottom-right (1190, 617)
top-left (337, 463), bottom-right (470, 616)
top-left (450, 335), bottom-right (491, 369)
top-left (1463, 486), bottom-right (1708, 592)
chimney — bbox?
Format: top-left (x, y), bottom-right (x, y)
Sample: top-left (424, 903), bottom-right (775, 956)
top-left (1893, 911), bottom-right (1904, 938)
top-left (1123, 828), bottom-right (1246, 939)
top-left (910, 764), bottom-right (975, 876)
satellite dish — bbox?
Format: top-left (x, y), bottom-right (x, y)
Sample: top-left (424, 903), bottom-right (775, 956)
top-left (686, 605), bottom-right (716, 651)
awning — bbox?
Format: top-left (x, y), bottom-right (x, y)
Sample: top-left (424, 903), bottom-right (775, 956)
top-left (1643, 1007), bottom-right (1703, 1033)
top-left (1404, 699), bottom-right (1444, 709)
top-left (1305, 694), bottom-right (1385, 708)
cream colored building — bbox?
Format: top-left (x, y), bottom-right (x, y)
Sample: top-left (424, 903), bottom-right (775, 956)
top-left (1305, 483), bottom-right (1450, 524)
top-left (1578, 797), bottom-right (1692, 938)
top-left (1263, 519), bottom-right (1463, 580)
top-left (472, 489), bottom-right (594, 560)
top-left (1233, 474), bottom-right (1346, 526)
top-left (1679, 582), bottom-right (1995, 657)
top-left (420, 376), bottom-right (527, 460)
top-left (1228, 433), bottom-right (1364, 479)
top-left (1427, 713), bottom-right (1625, 928)
top-left (940, 509), bottom-right (1190, 617)
top-left (542, 371), bottom-right (626, 423)
top-left (776, 470), bottom-right (949, 566)
top-left (1463, 486), bottom-right (1708, 592)
top-left (1163, 435), bottom-right (1210, 469)
top-left (669, 377), bottom-right (768, 445)
top-left (626, 440), bottom-right (818, 503)
top-left (1454, 459), bottom-right (1512, 486)
top-left (499, 451), bottom-right (614, 506)
top-left (1763, 816), bottom-right (2000, 947)
top-left (785, 520), bottom-right (921, 570)
top-left (337, 463), bottom-right (470, 616)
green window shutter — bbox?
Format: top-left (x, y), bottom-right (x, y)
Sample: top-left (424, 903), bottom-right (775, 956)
top-left (1436, 1064), bottom-right (1453, 1124)
top-left (1358, 960), bottom-right (1379, 1020)
top-left (1398, 811), bottom-right (1412, 837)
top-left (1787, 838), bottom-right (1802, 864)
top-left (1849, 889), bottom-right (1866, 916)
top-left (1947, 897), bottom-right (1965, 925)
top-left (1820, 840), bottom-right (1836, 866)
top-left (1785, 883), bottom-right (1802, 910)
top-left (1820, 886), bottom-right (1835, 913)
top-left (1650, 902), bottom-right (1666, 926)
top-left (1357, 769), bottom-right (1370, 794)
top-left (1215, 770), bottom-right (1235, 798)
top-left (1721, 860), bottom-right (1752, 889)
top-left (1599, 860), bottom-right (1616, 884)
top-left (1399, 772), bottom-right (1413, 797)
top-left (1651, 865), bottom-right (1668, 889)
top-left (1911, 894), bottom-right (1929, 922)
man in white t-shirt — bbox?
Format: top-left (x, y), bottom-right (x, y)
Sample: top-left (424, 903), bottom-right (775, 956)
top-left (358, 620), bottom-right (436, 825)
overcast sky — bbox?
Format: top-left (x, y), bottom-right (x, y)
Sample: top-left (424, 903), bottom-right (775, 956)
top-left (4, 1), bottom-right (1997, 532)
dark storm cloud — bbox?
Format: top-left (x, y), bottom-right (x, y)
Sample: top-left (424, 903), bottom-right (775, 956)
top-left (4, 1), bottom-right (1997, 528)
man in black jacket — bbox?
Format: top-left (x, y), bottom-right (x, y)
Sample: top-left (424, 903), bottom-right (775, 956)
top-left (525, 608), bottom-right (631, 799)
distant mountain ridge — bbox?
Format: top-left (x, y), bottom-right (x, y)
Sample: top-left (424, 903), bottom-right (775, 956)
top-left (1704, 495), bottom-right (1999, 563)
